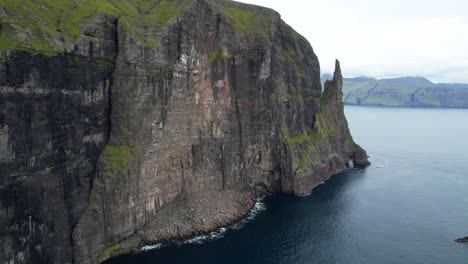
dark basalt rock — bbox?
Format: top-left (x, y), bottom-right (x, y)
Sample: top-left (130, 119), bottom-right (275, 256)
top-left (456, 237), bottom-right (468, 243)
top-left (0, 1), bottom-right (368, 263)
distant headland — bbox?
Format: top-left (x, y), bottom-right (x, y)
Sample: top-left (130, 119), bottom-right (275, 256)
top-left (321, 75), bottom-right (468, 108)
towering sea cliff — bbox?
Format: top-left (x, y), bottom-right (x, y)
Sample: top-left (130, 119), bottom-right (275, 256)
top-left (0, 0), bottom-right (368, 263)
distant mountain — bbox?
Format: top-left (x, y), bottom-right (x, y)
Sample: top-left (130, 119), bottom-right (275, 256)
top-left (380, 77), bottom-right (435, 88)
top-left (322, 73), bottom-right (333, 80)
top-left (434, 83), bottom-right (468, 89)
top-left (321, 75), bottom-right (468, 108)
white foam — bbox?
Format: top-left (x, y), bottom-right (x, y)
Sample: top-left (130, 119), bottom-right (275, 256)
top-left (178, 227), bottom-right (228, 245)
top-left (141, 243), bottom-right (163, 251)
top-left (232, 197), bottom-right (266, 230)
top-left (140, 197), bottom-right (267, 251)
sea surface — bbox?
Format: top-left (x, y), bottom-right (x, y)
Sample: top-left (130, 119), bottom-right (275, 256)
top-left (107, 106), bottom-right (468, 264)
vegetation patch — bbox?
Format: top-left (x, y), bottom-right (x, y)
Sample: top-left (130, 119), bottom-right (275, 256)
top-left (283, 112), bottom-right (338, 171)
top-left (120, 0), bottom-right (191, 47)
top-left (102, 145), bottom-right (135, 176)
top-left (222, 7), bottom-right (256, 32)
top-left (45, 167), bottom-right (54, 174)
top-left (298, 143), bottom-right (319, 171)
top-left (99, 244), bottom-right (121, 262)
top-left (211, 0), bottom-right (275, 38)
top-left (282, 130), bottom-right (321, 144)
top-left (210, 47), bottom-right (228, 63)
top-left (154, 2), bottom-right (188, 25)
top-left (0, 0), bottom-right (191, 54)
top-left (283, 129), bottom-right (323, 171)
top-left (272, 21), bottom-right (319, 78)
top-left (319, 96), bottom-right (329, 108)
top-left (9, 172), bottom-right (28, 177)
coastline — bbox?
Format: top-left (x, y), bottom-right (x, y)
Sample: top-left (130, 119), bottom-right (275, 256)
top-left (105, 164), bottom-right (370, 262)
top-left (141, 196), bottom-right (267, 251)
top-left (344, 103), bottom-right (468, 110)
top-left (104, 190), bottom-right (257, 262)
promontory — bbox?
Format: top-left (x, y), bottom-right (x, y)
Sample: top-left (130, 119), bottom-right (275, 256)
top-left (0, 0), bottom-right (368, 263)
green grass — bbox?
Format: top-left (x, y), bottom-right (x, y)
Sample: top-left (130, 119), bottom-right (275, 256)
top-left (0, 0), bottom-right (284, 55)
top-left (283, 130), bottom-right (321, 144)
top-left (319, 96), bottom-right (329, 108)
top-left (363, 95), bottom-right (405, 105)
top-left (212, 0), bottom-right (276, 38)
top-left (283, 129), bottom-right (323, 171)
top-left (0, 0), bottom-right (191, 54)
top-left (9, 172), bottom-right (28, 177)
top-left (283, 112), bottom-right (338, 171)
top-left (298, 142), bottom-right (319, 171)
top-left (120, 0), bottom-right (191, 46)
top-left (45, 167), bottom-right (54, 174)
top-left (99, 244), bottom-right (121, 262)
top-left (102, 145), bottom-right (134, 176)
top-left (222, 7), bottom-right (256, 32)
top-left (154, 2), bottom-right (187, 25)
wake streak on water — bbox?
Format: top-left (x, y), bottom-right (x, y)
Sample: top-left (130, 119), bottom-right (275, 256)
top-left (141, 197), bottom-right (267, 252)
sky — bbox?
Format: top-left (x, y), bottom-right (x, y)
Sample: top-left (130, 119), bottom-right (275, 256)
top-left (236, 0), bottom-right (468, 83)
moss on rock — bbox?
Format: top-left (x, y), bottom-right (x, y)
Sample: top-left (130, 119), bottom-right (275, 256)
top-left (102, 145), bottom-right (135, 176)
top-left (99, 244), bottom-right (121, 262)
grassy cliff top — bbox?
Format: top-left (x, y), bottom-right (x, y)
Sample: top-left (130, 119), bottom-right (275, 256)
top-left (0, 0), bottom-right (281, 56)
top-left (0, 0), bottom-right (192, 54)
top-left (211, 0), bottom-right (279, 33)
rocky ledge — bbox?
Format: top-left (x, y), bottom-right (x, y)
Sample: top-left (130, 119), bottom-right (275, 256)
top-left (114, 190), bottom-right (256, 257)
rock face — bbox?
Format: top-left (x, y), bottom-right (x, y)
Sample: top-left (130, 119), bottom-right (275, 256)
top-left (0, 0), bottom-right (368, 263)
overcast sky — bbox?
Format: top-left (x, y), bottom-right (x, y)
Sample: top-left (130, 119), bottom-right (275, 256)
top-left (237, 0), bottom-right (468, 83)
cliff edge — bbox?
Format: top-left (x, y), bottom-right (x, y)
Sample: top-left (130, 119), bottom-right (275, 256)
top-left (0, 0), bottom-right (368, 263)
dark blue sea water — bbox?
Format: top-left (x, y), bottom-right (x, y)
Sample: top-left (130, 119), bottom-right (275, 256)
top-left (108, 106), bottom-right (468, 264)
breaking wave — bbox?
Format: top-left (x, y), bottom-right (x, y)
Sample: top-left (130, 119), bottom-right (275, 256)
top-left (141, 197), bottom-right (266, 252)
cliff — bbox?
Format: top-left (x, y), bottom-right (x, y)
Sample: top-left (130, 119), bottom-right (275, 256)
top-left (321, 75), bottom-right (468, 108)
top-left (0, 0), bottom-right (368, 263)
